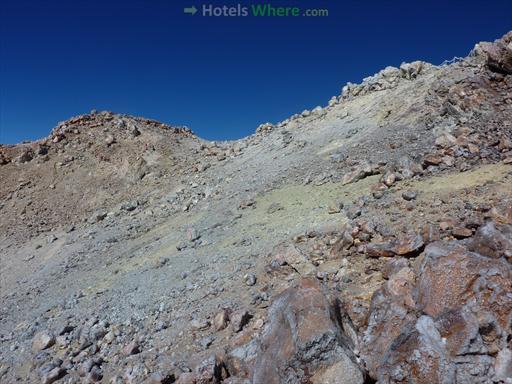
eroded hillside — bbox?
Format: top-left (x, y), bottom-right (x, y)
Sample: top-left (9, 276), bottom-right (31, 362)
top-left (0, 32), bottom-right (511, 384)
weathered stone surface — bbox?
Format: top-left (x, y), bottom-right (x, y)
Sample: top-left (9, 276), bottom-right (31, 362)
top-left (434, 306), bottom-right (482, 357)
top-left (309, 353), bottom-right (365, 384)
top-left (392, 234), bottom-right (424, 256)
top-left (271, 243), bottom-right (316, 275)
top-left (377, 316), bottom-right (454, 384)
top-left (341, 162), bottom-right (373, 185)
top-left (230, 310), bottom-right (251, 333)
top-left (468, 220), bottom-right (512, 260)
top-left (366, 234), bottom-right (423, 257)
top-left (451, 226), bottom-right (472, 239)
top-left (416, 241), bottom-right (512, 330)
top-left (252, 278), bottom-right (364, 384)
top-left (361, 267), bottom-right (416, 377)
top-left (474, 31), bottom-right (512, 74)
top-left (366, 242), bottom-right (394, 257)
top-left (213, 309), bottom-right (230, 331)
top-left (363, 222), bottom-right (512, 382)
top-left (32, 332), bottom-right (55, 352)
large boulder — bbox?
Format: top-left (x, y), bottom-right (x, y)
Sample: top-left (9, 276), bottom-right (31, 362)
top-left (473, 31), bottom-right (512, 75)
top-left (361, 267), bottom-right (417, 378)
top-left (416, 241), bottom-right (511, 331)
top-left (468, 221), bottom-right (512, 261)
top-left (252, 278), bottom-right (364, 384)
top-left (362, 219), bottom-right (512, 383)
top-left (377, 315), bottom-right (455, 384)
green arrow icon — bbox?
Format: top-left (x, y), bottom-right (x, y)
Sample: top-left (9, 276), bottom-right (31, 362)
top-left (184, 6), bottom-right (197, 15)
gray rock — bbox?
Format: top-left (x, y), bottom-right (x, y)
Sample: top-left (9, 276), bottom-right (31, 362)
top-left (32, 332), bottom-right (56, 352)
top-left (401, 190), bottom-right (417, 201)
top-left (244, 273), bottom-right (256, 286)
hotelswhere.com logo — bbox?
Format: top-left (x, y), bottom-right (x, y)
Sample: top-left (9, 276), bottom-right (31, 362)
top-left (184, 3), bottom-right (329, 17)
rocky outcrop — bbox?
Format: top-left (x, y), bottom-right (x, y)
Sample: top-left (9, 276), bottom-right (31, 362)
top-left (362, 219), bottom-right (512, 383)
top-left (252, 278), bottom-right (365, 384)
top-left (341, 61), bottom-right (434, 100)
top-left (473, 31), bottom-right (512, 75)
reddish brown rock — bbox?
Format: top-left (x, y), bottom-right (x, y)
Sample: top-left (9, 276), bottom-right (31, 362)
top-left (451, 226), bottom-right (473, 239)
top-left (474, 31), bottom-right (512, 74)
top-left (363, 220), bottom-right (512, 382)
top-left (467, 143), bottom-right (480, 154)
top-left (423, 153), bottom-right (443, 166)
top-left (381, 257), bottom-right (409, 279)
top-left (271, 243), bottom-right (315, 275)
top-left (391, 233), bottom-right (424, 256)
top-left (252, 278), bottom-right (364, 384)
top-left (366, 234), bottom-right (423, 258)
top-left (416, 242), bottom-right (512, 330)
top-left (421, 224), bottom-right (440, 244)
top-left (366, 242), bottom-right (394, 257)
top-left (434, 307), bottom-right (480, 357)
top-left (376, 316), bottom-right (454, 383)
top-left (468, 221), bottom-right (512, 260)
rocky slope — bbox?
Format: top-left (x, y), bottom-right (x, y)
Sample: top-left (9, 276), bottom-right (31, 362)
top-left (0, 32), bottom-right (511, 384)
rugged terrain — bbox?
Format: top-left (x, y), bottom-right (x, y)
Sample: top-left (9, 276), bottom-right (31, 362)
top-left (0, 32), bottom-right (511, 383)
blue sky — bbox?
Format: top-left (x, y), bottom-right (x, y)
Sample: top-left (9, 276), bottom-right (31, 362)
top-left (1, 0), bottom-right (511, 144)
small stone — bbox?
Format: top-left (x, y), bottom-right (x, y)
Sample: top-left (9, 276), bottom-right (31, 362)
top-left (372, 190), bottom-right (385, 199)
top-left (423, 153), bottom-right (443, 166)
top-left (439, 221), bottom-right (453, 231)
top-left (366, 242), bottom-right (394, 257)
top-left (147, 372), bottom-right (176, 384)
top-left (186, 227), bottom-right (200, 242)
top-left (103, 331), bottom-right (115, 344)
top-left (153, 257), bottom-right (169, 268)
top-left (253, 318), bottom-right (264, 330)
top-left (402, 190), bottom-right (417, 201)
top-left (122, 341), bottom-right (140, 355)
top-left (41, 367), bottom-right (64, 384)
top-left (105, 135), bottom-right (115, 145)
top-left (451, 227), bottom-right (473, 239)
top-left (87, 365), bottom-right (103, 382)
top-left (32, 332), bottom-right (55, 352)
top-left (382, 172), bottom-right (396, 187)
top-left (344, 205), bottom-right (362, 220)
top-left (392, 234), bottom-right (424, 256)
top-left (198, 335), bottom-right (215, 349)
top-left (190, 318), bottom-right (210, 331)
top-left (121, 201), bottom-right (138, 211)
top-left (267, 202), bottom-right (284, 214)
top-left (213, 310), bottom-right (229, 331)
top-left (244, 273), bottom-right (257, 286)
top-left (46, 235), bottom-right (58, 244)
top-left (91, 211), bottom-right (107, 223)
top-left (230, 309), bottom-right (251, 333)
top-left (382, 257), bottom-right (409, 279)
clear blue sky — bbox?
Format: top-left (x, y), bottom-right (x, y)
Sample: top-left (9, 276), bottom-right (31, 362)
top-left (1, 0), bottom-right (511, 144)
